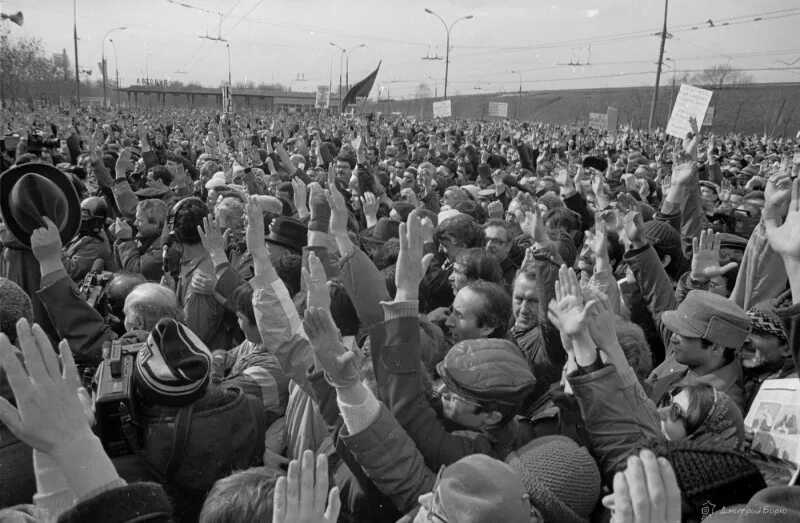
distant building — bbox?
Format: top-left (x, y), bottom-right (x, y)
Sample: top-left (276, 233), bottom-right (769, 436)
top-left (115, 85), bottom-right (341, 111)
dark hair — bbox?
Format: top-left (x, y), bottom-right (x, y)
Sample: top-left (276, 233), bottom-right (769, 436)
top-left (616, 319), bottom-right (653, 382)
top-left (543, 207), bottom-right (582, 234)
top-left (372, 238), bottom-right (400, 270)
top-left (329, 280), bottom-right (359, 337)
top-left (276, 181), bottom-right (294, 200)
top-left (434, 214), bottom-right (484, 248)
top-left (199, 467), bottom-right (280, 523)
top-left (674, 383), bottom-right (718, 436)
top-left (337, 153), bottom-right (356, 169)
top-left (274, 254), bottom-right (302, 297)
top-left (464, 280), bottom-right (512, 338)
top-left (454, 248), bottom-right (503, 285)
top-left (232, 283), bottom-right (256, 326)
top-left (172, 197), bottom-right (207, 244)
top-left (149, 165), bottom-right (173, 186)
top-left (483, 218), bottom-right (512, 233)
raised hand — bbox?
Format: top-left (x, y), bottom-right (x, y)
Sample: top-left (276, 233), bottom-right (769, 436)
top-left (30, 217), bottom-right (63, 267)
top-left (487, 200), bottom-right (504, 220)
top-left (272, 450), bottom-right (341, 523)
top-left (552, 265), bottom-right (594, 339)
top-left (190, 271), bottom-right (217, 296)
top-left (691, 228), bottom-right (738, 282)
top-left (683, 116), bottom-right (699, 161)
top-left (521, 209), bottom-right (549, 247)
top-left (302, 252), bottom-right (331, 311)
top-left (0, 319), bottom-right (92, 454)
top-left (303, 307), bottom-right (360, 389)
top-left (197, 213), bottom-right (225, 254)
top-left (292, 178), bottom-right (309, 217)
top-left (395, 213), bottom-right (435, 302)
top-left (324, 187), bottom-right (349, 238)
top-left (115, 147), bottom-right (134, 177)
top-left (603, 449), bottom-right (681, 523)
top-left (765, 178), bottom-right (800, 261)
top-left (245, 196), bottom-right (268, 259)
top-left (763, 171), bottom-right (793, 222)
top-left (621, 211), bottom-right (647, 250)
top-left (114, 217), bottom-right (133, 240)
top-left (360, 192), bottom-right (379, 224)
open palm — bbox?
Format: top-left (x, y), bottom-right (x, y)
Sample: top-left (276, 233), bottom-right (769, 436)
top-left (765, 178), bottom-right (800, 260)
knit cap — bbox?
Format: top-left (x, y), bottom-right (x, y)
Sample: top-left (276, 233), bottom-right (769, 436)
top-left (643, 219), bottom-right (682, 269)
top-left (307, 184), bottom-right (331, 233)
top-left (649, 440), bottom-right (766, 521)
top-left (133, 318), bottom-right (212, 407)
top-left (506, 435), bottom-right (600, 523)
top-left (0, 277), bottom-right (33, 338)
top-left (747, 301), bottom-right (788, 344)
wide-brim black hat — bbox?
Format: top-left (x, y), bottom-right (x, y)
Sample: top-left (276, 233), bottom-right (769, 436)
top-left (0, 163), bottom-right (81, 247)
top-left (265, 217), bottom-right (307, 253)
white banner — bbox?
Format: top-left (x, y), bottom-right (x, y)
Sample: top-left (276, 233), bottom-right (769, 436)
top-left (589, 112), bottom-right (608, 130)
top-left (666, 84), bottom-right (713, 138)
top-left (315, 85), bottom-right (330, 110)
top-left (702, 106), bottom-right (715, 127)
top-left (606, 107), bottom-right (619, 131)
top-left (433, 99), bottom-right (452, 118)
top-left (488, 102), bottom-right (508, 118)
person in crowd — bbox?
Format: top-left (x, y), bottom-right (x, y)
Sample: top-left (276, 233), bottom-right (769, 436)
top-left (658, 383), bottom-right (745, 449)
top-left (62, 196), bottom-right (116, 281)
top-left (113, 198), bottom-right (168, 281)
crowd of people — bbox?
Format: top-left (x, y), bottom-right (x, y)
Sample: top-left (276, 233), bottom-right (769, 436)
top-left (0, 100), bottom-right (799, 522)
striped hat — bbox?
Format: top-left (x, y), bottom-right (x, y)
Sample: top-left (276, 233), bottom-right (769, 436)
top-left (133, 319), bottom-right (212, 407)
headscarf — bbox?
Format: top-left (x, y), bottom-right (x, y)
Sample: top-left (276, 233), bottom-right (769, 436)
top-left (687, 388), bottom-right (745, 451)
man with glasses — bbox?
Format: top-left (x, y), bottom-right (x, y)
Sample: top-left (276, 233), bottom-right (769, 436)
top-left (483, 219), bottom-right (518, 286)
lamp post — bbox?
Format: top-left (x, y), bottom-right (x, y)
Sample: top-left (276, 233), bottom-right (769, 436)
top-left (109, 38), bottom-right (120, 105)
top-left (427, 76), bottom-right (438, 99)
top-left (102, 26), bottom-right (126, 107)
top-left (145, 53), bottom-right (152, 82)
top-left (73, 0), bottom-right (80, 105)
top-left (424, 8), bottom-right (473, 99)
top-left (510, 70), bottom-right (523, 119)
top-left (226, 43), bottom-right (231, 86)
top-left (665, 57), bottom-right (677, 120)
top-left (329, 42), bottom-right (366, 95)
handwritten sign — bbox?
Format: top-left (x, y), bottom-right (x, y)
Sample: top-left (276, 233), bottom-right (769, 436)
top-left (315, 85), bottom-right (330, 110)
top-left (606, 107), bottom-right (619, 131)
top-left (702, 106), bottom-right (715, 127)
top-left (433, 99), bottom-right (452, 118)
top-left (589, 112), bottom-right (608, 130)
top-left (488, 102), bottom-right (508, 118)
top-left (666, 84), bottom-right (713, 138)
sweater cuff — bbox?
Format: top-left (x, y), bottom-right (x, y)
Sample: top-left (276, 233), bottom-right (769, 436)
top-left (338, 388), bottom-right (381, 436)
top-left (34, 488), bottom-right (76, 519)
top-left (41, 266), bottom-right (69, 287)
top-left (380, 300), bottom-right (419, 321)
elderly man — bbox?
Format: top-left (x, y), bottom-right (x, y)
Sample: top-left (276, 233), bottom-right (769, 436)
top-left (114, 198), bottom-right (168, 281)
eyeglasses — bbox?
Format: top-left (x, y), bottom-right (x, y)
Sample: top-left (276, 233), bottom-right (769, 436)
top-left (485, 237), bottom-right (508, 247)
top-left (440, 385), bottom-right (482, 409)
top-left (425, 466), bottom-right (448, 523)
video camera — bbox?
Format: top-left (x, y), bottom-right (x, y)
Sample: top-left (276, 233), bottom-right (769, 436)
top-left (93, 339), bottom-right (145, 456)
top-left (79, 259), bottom-right (114, 311)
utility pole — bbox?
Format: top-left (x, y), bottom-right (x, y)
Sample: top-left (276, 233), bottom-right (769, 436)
top-left (647, 0), bottom-right (669, 129)
top-left (73, 0), bottom-right (80, 105)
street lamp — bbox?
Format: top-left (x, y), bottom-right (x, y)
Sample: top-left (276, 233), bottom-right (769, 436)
top-left (73, 0), bottom-right (80, 105)
top-left (226, 43), bottom-right (232, 86)
top-left (424, 8), bottom-right (473, 99)
top-left (109, 38), bottom-right (120, 106)
top-left (145, 53), bottom-right (152, 82)
top-left (510, 70), bottom-right (523, 119)
top-left (329, 42), bottom-right (366, 96)
top-left (102, 26), bottom-right (126, 107)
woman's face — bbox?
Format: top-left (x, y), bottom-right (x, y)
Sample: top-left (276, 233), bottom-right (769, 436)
top-left (659, 389), bottom-right (690, 441)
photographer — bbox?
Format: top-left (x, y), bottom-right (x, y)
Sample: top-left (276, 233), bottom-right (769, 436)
top-left (113, 198), bottom-right (169, 281)
top-left (62, 196), bottom-right (117, 282)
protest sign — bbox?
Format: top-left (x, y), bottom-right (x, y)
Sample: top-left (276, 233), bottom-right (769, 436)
top-left (745, 378), bottom-right (800, 469)
top-left (488, 102), bottom-right (508, 118)
top-left (702, 106), bottom-right (715, 127)
top-left (666, 84), bottom-right (713, 138)
top-left (589, 112), bottom-right (608, 130)
top-left (433, 99), bottom-right (452, 118)
top-left (315, 85), bottom-right (330, 110)
top-left (606, 107), bottom-right (619, 131)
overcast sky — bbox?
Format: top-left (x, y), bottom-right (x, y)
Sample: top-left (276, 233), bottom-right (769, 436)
top-left (4, 0), bottom-right (800, 98)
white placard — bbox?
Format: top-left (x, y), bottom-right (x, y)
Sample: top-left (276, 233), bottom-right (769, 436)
top-left (315, 85), bottom-right (330, 110)
top-left (487, 101), bottom-right (508, 118)
top-left (433, 99), bottom-right (452, 118)
top-left (666, 84), bottom-right (713, 138)
top-left (702, 106), bottom-right (715, 127)
top-left (606, 107), bottom-right (619, 131)
top-left (589, 112), bottom-right (608, 130)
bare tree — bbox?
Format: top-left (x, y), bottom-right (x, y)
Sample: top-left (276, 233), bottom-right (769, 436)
top-left (414, 82), bottom-right (432, 100)
top-left (691, 64), bottom-right (753, 90)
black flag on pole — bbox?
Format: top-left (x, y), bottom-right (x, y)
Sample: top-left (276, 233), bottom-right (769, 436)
top-left (341, 61), bottom-right (381, 110)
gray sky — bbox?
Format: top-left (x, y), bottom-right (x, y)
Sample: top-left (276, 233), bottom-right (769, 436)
top-left (4, 0), bottom-right (800, 98)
